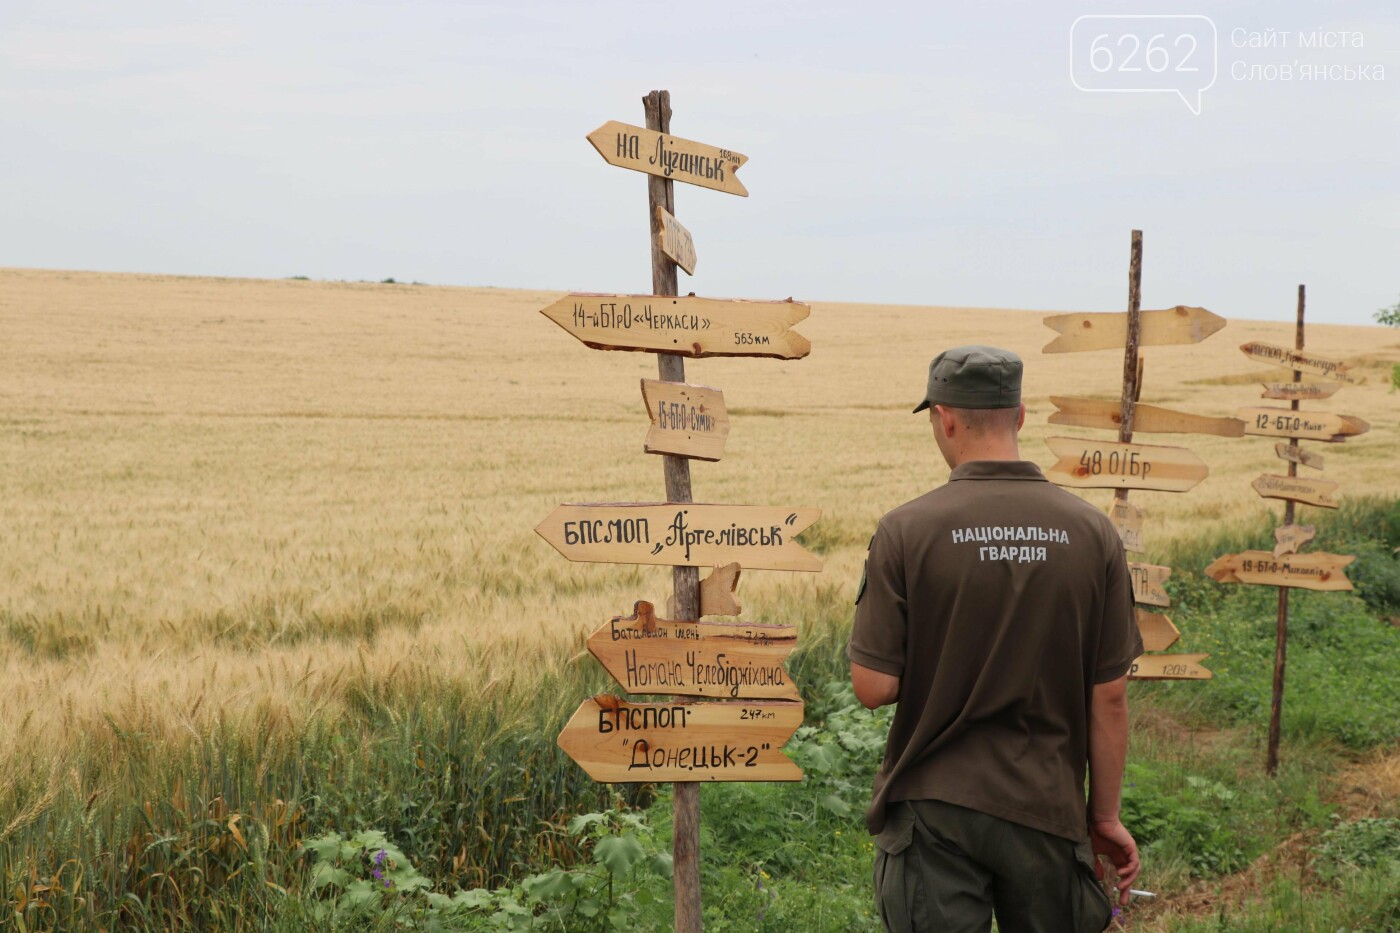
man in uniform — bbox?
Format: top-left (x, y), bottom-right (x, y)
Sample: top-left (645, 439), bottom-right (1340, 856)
top-left (848, 346), bottom-right (1142, 932)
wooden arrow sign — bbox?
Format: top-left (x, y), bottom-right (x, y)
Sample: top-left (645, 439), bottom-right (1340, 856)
top-left (1252, 473), bottom-right (1339, 509)
top-left (1045, 437), bottom-right (1208, 492)
top-left (1109, 501), bottom-right (1146, 553)
top-left (1129, 654), bottom-right (1212, 681)
top-left (1275, 443), bottom-right (1324, 471)
top-left (1205, 550), bottom-right (1354, 591)
top-left (540, 294), bottom-right (810, 360)
top-left (1135, 610), bottom-right (1180, 652)
top-left (673, 563), bottom-right (743, 617)
top-left (1128, 562), bottom-right (1171, 608)
top-left (587, 121), bottom-right (748, 197)
top-left (536, 504), bottom-right (822, 572)
top-left (1239, 342), bottom-right (1358, 383)
top-left (1042, 306), bottom-right (1225, 354)
top-left (642, 380), bottom-right (729, 461)
top-left (1273, 524), bottom-right (1316, 558)
top-left (1262, 382), bottom-right (1340, 401)
top-left (1050, 397), bottom-right (1244, 437)
top-left (657, 207), bottom-right (697, 275)
top-left (1239, 407), bottom-right (1370, 443)
top-left (587, 601), bottom-right (799, 700)
top-left (557, 695), bottom-right (803, 783)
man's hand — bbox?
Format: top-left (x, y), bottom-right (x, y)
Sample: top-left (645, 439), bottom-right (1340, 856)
top-left (1089, 818), bottom-right (1140, 906)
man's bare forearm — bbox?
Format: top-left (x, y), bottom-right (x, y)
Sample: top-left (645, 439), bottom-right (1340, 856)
top-left (1087, 676), bottom-right (1129, 821)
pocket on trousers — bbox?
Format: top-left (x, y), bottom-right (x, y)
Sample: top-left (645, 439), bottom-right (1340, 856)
top-left (1070, 841), bottom-right (1113, 933)
top-left (874, 816), bottom-right (915, 931)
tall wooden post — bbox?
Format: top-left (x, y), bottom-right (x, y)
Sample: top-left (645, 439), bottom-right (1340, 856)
top-left (644, 88), bottom-right (703, 933)
top-left (1114, 230), bottom-right (1145, 461)
top-left (1266, 285), bottom-right (1305, 776)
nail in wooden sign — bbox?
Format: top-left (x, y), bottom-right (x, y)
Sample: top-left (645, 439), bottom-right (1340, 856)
top-left (642, 380), bottom-right (729, 461)
top-left (1050, 397), bottom-right (1244, 437)
top-left (557, 695), bottom-right (803, 783)
top-left (535, 504), bottom-right (823, 572)
top-left (1261, 382), bottom-right (1340, 401)
top-left (1239, 407), bottom-right (1370, 443)
top-left (1275, 443), bottom-right (1324, 471)
top-left (587, 601), bottom-right (798, 701)
top-left (1045, 437), bottom-right (1208, 492)
top-left (656, 207), bottom-right (697, 275)
top-left (1135, 609), bottom-right (1180, 652)
top-left (1109, 501), bottom-right (1146, 553)
top-left (1042, 306), bottom-right (1226, 354)
top-left (1273, 524), bottom-right (1316, 558)
top-left (1128, 562), bottom-right (1171, 608)
top-left (1205, 550), bottom-right (1354, 591)
top-left (1239, 342), bottom-right (1358, 383)
top-left (587, 120), bottom-right (749, 197)
top-left (1252, 473), bottom-right (1339, 510)
top-left (540, 294), bottom-right (811, 360)
top-left (1129, 654), bottom-right (1212, 681)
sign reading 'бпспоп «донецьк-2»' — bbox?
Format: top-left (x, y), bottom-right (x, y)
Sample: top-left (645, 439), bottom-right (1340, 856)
top-left (539, 294), bottom-right (811, 360)
top-left (1239, 342), bottom-right (1359, 383)
top-left (1251, 473), bottom-right (1340, 510)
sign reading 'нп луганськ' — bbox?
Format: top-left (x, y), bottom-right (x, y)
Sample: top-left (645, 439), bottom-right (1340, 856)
top-left (587, 120), bottom-right (749, 197)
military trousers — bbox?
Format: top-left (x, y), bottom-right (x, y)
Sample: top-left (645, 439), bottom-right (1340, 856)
top-left (873, 799), bottom-right (1112, 933)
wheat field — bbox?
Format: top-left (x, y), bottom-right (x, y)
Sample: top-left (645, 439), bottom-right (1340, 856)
top-left (1, 266), bottom-right (1397, 773)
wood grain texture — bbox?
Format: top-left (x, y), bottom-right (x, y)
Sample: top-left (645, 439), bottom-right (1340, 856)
top-left (656, 207), bottom-right (697, 275)
top-left (641, 380), bottom-right (729, 461)
top-left (1041, 306), bottom-right (1225, 354)
top-left (1135, 609), bottom-right (1180, 652)
top-left (1129, 654), bottom-right (1212, 681)
top-left (1239, 407), bottom-right (1369, 443)
top-left (587, 601), bottom-right (798, 700)
top-left (1051, 396), bottom-right (1245, 437)
top-left (1205, 550), bottom-right (1354, 591)
top-left (540, 293), bottom-right (811, 360)
top-left (1275, 443), bottom-right (1324, 471)
top-left (1273, 524), bottom-right (1316, 558)
top-left (1251, 473), bottom-right (1340, 509)
top-left (699, 563), bottom-right (741, 617)
top-left (587, 120), bottom-right (749, 197)
top-left (1044, 437), bottom-right (1208, 492)
top-left (1128, 561), bottom-right (1172, 608)
top-left (1109, 501), bottom-right (1146, 553)
top-left (1239, 342), bottom-right (1358, 383)
top-left (535, 503), bottom-right (823, 572)
top-left (1261, 382), bottom-right (1340, 401)
top-left (557, 696), bottom-right (803, 782)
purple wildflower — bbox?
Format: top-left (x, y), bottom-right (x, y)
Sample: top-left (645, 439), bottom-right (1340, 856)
top-left (371, 849), bottom-right (393, 888)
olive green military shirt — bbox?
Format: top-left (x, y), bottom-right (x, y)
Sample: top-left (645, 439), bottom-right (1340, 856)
top-left (848, 460), bottom-right (1143, 842)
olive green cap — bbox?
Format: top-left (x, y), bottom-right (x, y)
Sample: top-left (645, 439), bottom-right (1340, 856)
top-left (912, 345), bottom-right (1023, 412)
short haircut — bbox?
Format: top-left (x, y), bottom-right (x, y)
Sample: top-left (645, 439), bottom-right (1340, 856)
top-left (947, 405), bottom-right (1020, 435)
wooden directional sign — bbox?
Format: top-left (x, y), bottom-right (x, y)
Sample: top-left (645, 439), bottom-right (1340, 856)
top-left (656, 207), bottom-right (697, 275)
top-left (536, 504), bottom-right (822, 572)
top-left (1110, 501), bottom-right (1146, 553)
top-left (1050, 397), bottom-right (1244, 437)
top-left (1252, 473), bottom-right (1339, 509)
top-left (1262, 382), bottom-right (1340, 401)
top-left (700, 563), bottom-right (742, 616)
top-left (1128, 561), bottom-right (1171, 608)
top-left (1240, 342), bottom-right (1358, 383)
top-left (1239, 407), bottom-right (1370, 443)
top-left (1135, 610), bottom-right (1180, 652)
top-left (1042, 306), bottom-right (1225, 354)
top-left (557, 696), bottom-right (802, 783)
top-left (587, 121), bottom-right (749, 197)
top-left (1205, 550), bottom-right (1354, 591)
top-left (1045, 437), bottom-right (1208, 492)
top-left (642, 380), bottom-right (729, 461)
top-left (587, 601), bottom-right (798, 700)
top-left (1273, 524), bottom-right (1316, 558)
top-left (1275, 443), bottom-right (1324, 471)
top-left (540, 294), bottom-right (811, 360)
top-left (1129, 654), bottom-right (1212, 681)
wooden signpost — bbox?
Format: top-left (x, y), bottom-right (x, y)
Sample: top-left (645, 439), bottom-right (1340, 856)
top-left (642, 380), bottom-right (729, 461)
top-left (1044, 437), bottom-right (1208, 492)
top-left (1039, 231), bottom-right (1220, 681)
top-left (588, 601), bottom-right (799, 701)
top-left (1261, 382), bottom-right (1339, 401)
top-left (1049, 397), bottom-right (1244, 437)
top-left (1239, 407), bottom-right (1370, 443)
top-left (1204, 550), bottom-right (1354, 591)
top-left (1239, 341), bottom-right (1359, 383)
top-left (1041, 305), bottom-right (1225, 353)
top-left (539, 293), bottom-right (811, 360)
top-left (1275, 443), bottom-right (1324, 471)
top-left (545, 91), bottom-right (814, 931)
top-left (1251, 474), bottom-right (1339, 509)
top-left (1273, 524), bottom-right (1316, 557)
top-left (587, 120), bottom-right (749, 197)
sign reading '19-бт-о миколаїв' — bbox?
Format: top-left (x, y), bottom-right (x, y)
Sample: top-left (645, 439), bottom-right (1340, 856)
top-left (539, 294), bottom-right (811, 360)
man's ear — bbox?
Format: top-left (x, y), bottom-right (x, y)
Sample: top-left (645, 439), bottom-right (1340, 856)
top-left (1016, 402), bottom-right (1026, 432)
top-left (935, 404), bottom-right (957, 438)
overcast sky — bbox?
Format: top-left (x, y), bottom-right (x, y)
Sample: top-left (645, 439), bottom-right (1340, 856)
top-left (2, 1), bottom-right (1397, 324)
